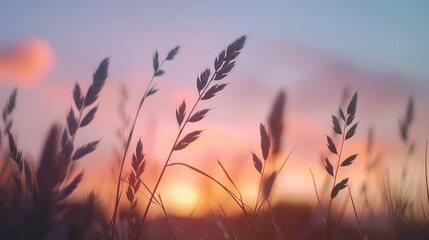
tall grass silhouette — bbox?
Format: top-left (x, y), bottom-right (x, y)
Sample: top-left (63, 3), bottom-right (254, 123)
top-left (320, 91), bottom-right (360, 239)
top-left (108, 45), bottom-right (179, 239)
top-left (134, 35), bottom-right (247, 240)
top-left (0, 59), bottom-right (109, 239)
top-left (1, 35), bottom-right (429, 240)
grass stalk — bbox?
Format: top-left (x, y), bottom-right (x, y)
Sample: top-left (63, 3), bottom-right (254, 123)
top-left (322, 91), bottom-right (358, 240)
top-left (158, 194), bottom-right (178, 240)
top-left (310, 168), bottom-right (326, 223)
top-left (348, 185), bottom-right (364, 240)
top-left (322, 118), bottom-right (347, 240)
top-left (135, 71), bottom-right (217, 238)
top-left (134, 36), bottom-right (246, 240)
top-left (109, 46), bottom-right (179, 238)
top-left (108, 66), bottom-right (160, 239)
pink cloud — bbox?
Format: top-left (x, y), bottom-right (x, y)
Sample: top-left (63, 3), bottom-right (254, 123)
top-left (0, 38), bottom-right (55, 86)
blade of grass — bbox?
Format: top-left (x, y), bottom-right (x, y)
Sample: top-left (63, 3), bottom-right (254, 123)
top-left (348, 185), bottom-right (364, 240)
top-left (218, 202), bottom-right (238, 240)
top-left (109, 53), bottom-right (174, 239)
top-left (310, 168), bottom-right (326, 223)
top-left (158, 194), bottom-right (178, 240)
top-left (135, 36), bottom-right (246, 240)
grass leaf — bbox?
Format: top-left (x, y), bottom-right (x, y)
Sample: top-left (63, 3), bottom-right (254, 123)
top-left (406, 96), bottom-right (413, 125)
top-left (347, 91), bottom-right (358, 115)
top-left (341, 154), bottom-right (358, 167)
top-left (325, 157), bottom-right (334, 177)
top-left (225, 35), bottom-right (246, 62)
top-left (201, 84), bottom-right (228, 100)
top-left (56, 171), bottom-right (84, 201)
top-left (189, 109), bottom-right (210, 123)
top-left (155, 69), bottom-right (164, 76)
top-left (339, 107), bottom-right (345, 121)
top-left (72, 140), bottom-right (99, 161)
top-left (214, 61), bottom-right (235, 80)
top-left (251, 151), bottom-right (263, 174)
top-left (175, 100), bottom-right (186, 126)
top-left (197, 69), bottom-right (210, 94)
top-left (8, 132), bottom-right (23, 172)
top-left (67, 107), bottom-right (78, 136)
top-left (214, 50), bottom-right (226, 71)
top-left (126, 184), bottom-right (134, 203)
top-left (80, 105), bottom-right (98, 127)
top-left (263, 171), bottom-right (277, 200)
top-left (332, 115), bottom-right (342, 135)
top-left (146, 86), bottom-right (158, 97)
top-left (153, 50), bottom-right (159, 72)
top-left (331, 178), bottom-right (349, 199)
top-left (2, 88), bottom-right (17, 122)
top-left (166, 46), bottom-right (180, 61)
top-left (346, 122), bottom-right (358, 140)
top-left (260, 124), bottom-right (270, 161)
top-left (85, 58), bottom-right (109, 106)
top-left (269, 90), bottom-right (285, 155)
top-left (347, 112), bottom-right (355, 125)
top-left (61, 128), bottom-right (69, 150)
top-left (399, 96), bottom-right (414, 142)
top-left (174, 130), bottom-right (202, 151)
top-left (326, 135), bottom-right (338, 154)
top-left (73, 83), bottom-right (84, 110)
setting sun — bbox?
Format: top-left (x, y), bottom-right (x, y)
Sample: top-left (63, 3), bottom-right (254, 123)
top-left (164, 183), bottom-right (200, 216)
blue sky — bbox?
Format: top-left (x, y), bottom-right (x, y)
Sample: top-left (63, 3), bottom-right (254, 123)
top-left (1, 1), bottom-right (428, 81)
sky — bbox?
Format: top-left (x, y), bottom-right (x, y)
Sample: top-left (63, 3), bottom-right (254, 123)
top-left (1, 1), bottom-right (429, 216)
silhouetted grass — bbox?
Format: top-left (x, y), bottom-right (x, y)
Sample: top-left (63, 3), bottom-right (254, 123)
top-left (1, 36), bottom-right (429, 240)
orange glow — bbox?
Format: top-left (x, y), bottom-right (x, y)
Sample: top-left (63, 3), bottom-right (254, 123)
top-left (0, 38), bottom-right (54, 86)
top-left (163, 183), bottom-right (200, 215)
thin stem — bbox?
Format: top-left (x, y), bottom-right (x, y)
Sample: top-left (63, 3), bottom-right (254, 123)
top-left (267, 200), bottom-right (284, 240)
top-left (246, 148), bottom-right (270, 238)
top-left (158, 194), bottom-right (178, 240)
top-left (218, 202), bottom-right (238, 240)
top-left (348, 185), bottom-right (364, 240)
top-left (256, 149), bottom-right (294, 214)
top-left (310, 168), bottom-right (326, 223)
top-left (135, 70), bottom-right (220, 240)
top-left (109, 60), bottom-right (166, 239)
top-left (322, 122), bottom-right (347, 240)
top-left (167, 162), bottom-right (242, 206)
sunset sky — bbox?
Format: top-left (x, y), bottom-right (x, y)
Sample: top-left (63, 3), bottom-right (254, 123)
top-left (1, 1), bottom-right (429, 216)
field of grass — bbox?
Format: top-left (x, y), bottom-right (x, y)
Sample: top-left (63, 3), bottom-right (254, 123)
top-left (1, 35), bottom-right (429, 240)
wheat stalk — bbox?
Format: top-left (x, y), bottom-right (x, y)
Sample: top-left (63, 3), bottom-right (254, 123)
top-left (108, 46), bottom-right (179, 239)
top-left (322, 91), bottom-right (359, 240)
top-left (133, 35), bottom-right (246, 240)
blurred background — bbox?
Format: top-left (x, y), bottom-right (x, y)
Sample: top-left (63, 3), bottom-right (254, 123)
top-left (0, 1), bottom-right (428, 221)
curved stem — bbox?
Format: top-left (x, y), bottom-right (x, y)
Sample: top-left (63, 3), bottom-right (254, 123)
top-left (348, 185), bottom-right (364, 240)
top-left (322, 122), bottom-right (347, 240)
top-left (109, 60), bottom-right (165, 240)
top-left (135, 68), bottom-right (220, 240)
top-left (167, 162), bottom-right (242, 206)
top-left (247, 154), bottom-right (267, 238)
